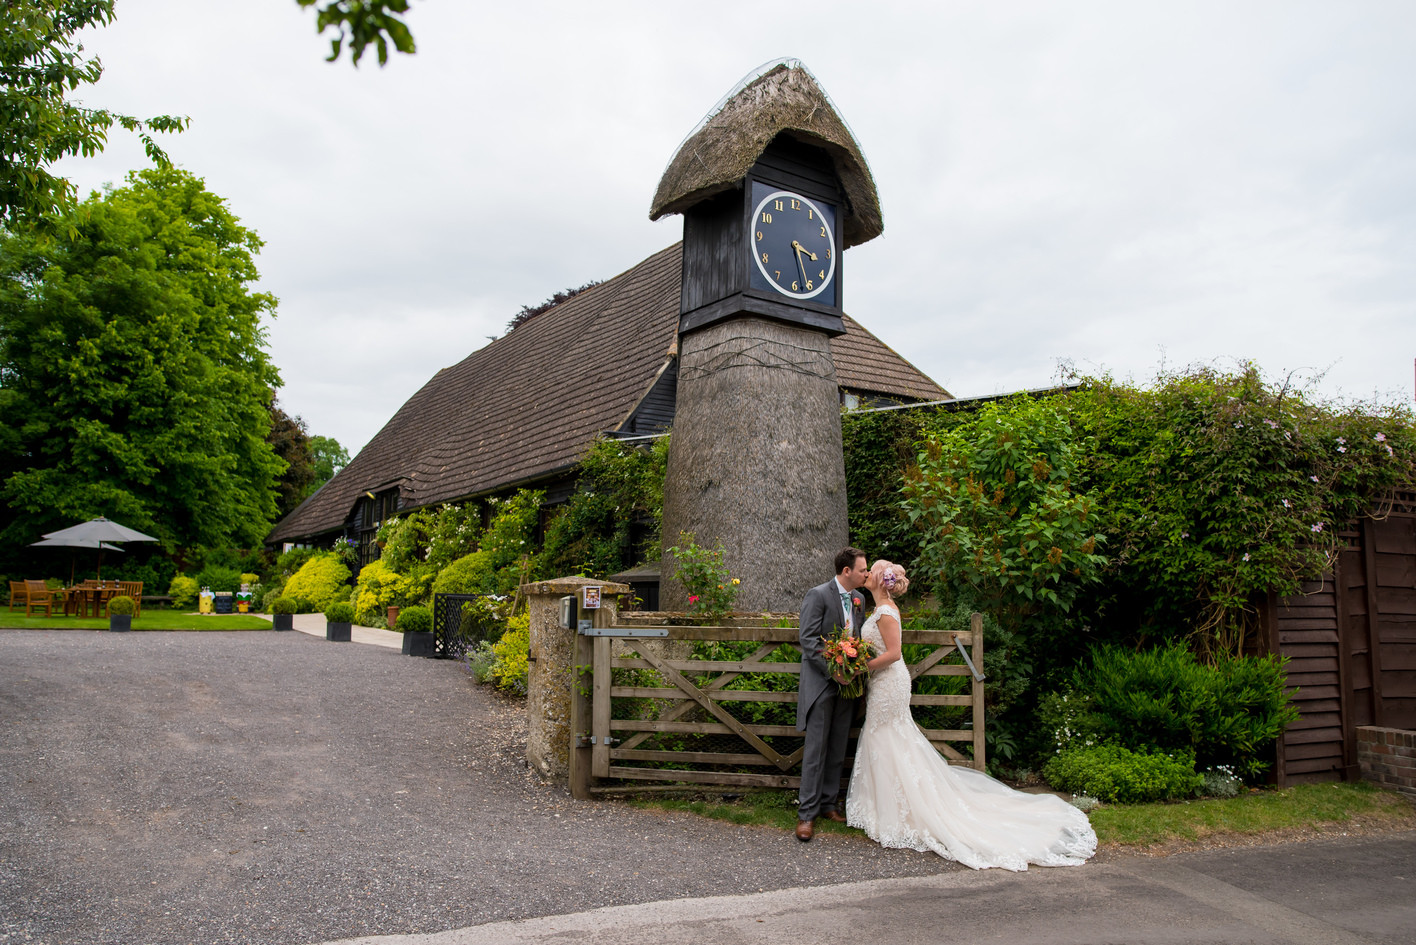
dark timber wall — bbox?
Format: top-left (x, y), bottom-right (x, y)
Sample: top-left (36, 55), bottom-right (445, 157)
top-left (1265, 492), bottom-right (1416, 785)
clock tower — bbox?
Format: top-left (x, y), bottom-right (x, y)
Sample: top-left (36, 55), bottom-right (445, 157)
top-left (651, 60), bottom-right (884, 612)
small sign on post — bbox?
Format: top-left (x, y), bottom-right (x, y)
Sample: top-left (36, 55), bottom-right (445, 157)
top-left (582, 586), bottom-right (601, 610)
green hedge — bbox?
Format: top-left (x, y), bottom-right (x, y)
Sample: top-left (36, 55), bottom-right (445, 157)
top-left (1043, 745), bottom-right (1203, 803)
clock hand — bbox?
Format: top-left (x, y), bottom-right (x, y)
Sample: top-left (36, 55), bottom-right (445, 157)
top-left (792, 244), bottom-right (809, 286)
top-left (791, 240), bottom-right (819, 261)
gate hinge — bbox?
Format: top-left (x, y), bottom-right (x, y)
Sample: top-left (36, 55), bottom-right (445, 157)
top-left (576, 735), bottom-right (619, 747)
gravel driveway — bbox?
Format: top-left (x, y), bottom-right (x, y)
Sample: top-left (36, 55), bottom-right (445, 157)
top-left (0, 630), bottom-right (956, 945)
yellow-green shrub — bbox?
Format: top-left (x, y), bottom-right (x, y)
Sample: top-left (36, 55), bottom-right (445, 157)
top-left (168, 574), bottom-right (199, 608)
top-left (491, 611), bottom-right (530, 694)
top-left (351, 559), bottom-right (401, 625)
top-left (282, 553), bottom-right (351, 612)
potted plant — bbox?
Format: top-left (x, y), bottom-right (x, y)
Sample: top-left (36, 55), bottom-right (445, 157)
top-left (398, 604), bottom-right (434, 657)
top-left (324, 601), bottom-right (355, 642)
top-left (107, 595), bottom-right (136, 632)
top-left (269, 596), bottom-right (296, 632)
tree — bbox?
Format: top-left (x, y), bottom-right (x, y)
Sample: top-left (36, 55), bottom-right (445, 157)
top-left (298, 1), bottom-right (417, 66)
top-left (0, 167), bottom-right (285, 561)
top-left (0, 1), bottom-right (188, 230)
top-left (269, 399), bottom-right (317, 518)
top-left (308, 435), bottom-right (350, 488)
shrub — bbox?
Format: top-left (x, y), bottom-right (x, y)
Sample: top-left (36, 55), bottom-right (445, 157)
top-left (260, 587), bottom-right (285, 612)
top-left (269, 596), bottom-right (297, 615)
top-left (667, 531), bottom-right (738, 619)
top-left (195, 565), bottom-right (242, 594)
top-left (458, 596), bottom-right (509, 647)
top-left (107, 596), bottom-right (135, 616)
top-left (276, 546), bottom-right (320, 577)
top-left (397, 604), bottom-right (432, 635)
top-left (167, 574), bottom-right (199, 609)
top-left (283, 553), bottom-right (351, 612)
top-left (490, 611), bottom-right (531, 694)
top-left (1070, 643), bottom-right (1298, 780)
top-left (324, 601), bottom-right (355, 623)
top-left (1199, 766), bottom-right (1243, 798)
top-left (464, 641), bottom-right (499, 684)
top-left (432, 551), bottom-right (494, 597)
top-left (1043, 744), bottom-right (1202, 803)
top-left (351, 559), bottom-right (401, 625)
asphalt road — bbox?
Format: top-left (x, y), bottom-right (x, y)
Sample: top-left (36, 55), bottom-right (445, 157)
top-left (3, 628), bottom-right (1412, 945)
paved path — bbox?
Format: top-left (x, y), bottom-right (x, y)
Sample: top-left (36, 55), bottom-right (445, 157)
top-left (288, 612), bottom-right (404, 649)
top-left (322, 831), bottom-right (1416, 945)
top-left (3, 627), bottom-right (1412, 945)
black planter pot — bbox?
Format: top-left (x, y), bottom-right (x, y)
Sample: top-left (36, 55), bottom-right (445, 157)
top-left (326, 621), bottom-right (351, 642)
top-left (109, 615), bottom-right (132, 632)
top-left (402, 631), bottom-right (434, 657)
top-left (271, 613), bottom-right (294, 632)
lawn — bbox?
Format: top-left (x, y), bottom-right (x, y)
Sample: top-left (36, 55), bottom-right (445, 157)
top-left (627, 781), bottom-right (1416, 850)
top-left (0, 608), bottom-right (274, 631)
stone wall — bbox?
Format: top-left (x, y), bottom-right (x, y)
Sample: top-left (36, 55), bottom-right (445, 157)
top-left (1356, 726), bottom-right (1416, 798)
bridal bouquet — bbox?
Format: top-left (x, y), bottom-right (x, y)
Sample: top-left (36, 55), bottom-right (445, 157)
top-left (823, 628), bottom-right (876, 699)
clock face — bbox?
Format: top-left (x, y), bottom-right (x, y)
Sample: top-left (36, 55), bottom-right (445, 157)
top-left (748, 187), bottom-right (838, 303)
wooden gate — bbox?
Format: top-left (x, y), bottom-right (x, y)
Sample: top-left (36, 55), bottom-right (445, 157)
top-left (568, 612), bottom-right (985, 797)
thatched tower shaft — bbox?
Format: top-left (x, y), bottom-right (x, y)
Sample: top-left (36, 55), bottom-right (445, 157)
top-left (660, 318), bottom-right (848, 612)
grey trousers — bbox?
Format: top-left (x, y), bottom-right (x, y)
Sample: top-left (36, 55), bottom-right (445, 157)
top-left (797, 688), bottom-right (856, 821)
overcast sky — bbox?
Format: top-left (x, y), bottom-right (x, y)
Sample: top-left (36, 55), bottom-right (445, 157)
top-left (55, 1), bottom-right (1416, 455)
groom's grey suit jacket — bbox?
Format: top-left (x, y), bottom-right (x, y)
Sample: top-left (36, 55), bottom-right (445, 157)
top-left (797, 578), bottom-right (865, 730)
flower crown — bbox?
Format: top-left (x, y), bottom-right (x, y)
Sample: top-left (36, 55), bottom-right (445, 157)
top-left (881, 569), bottom-right (898, 590)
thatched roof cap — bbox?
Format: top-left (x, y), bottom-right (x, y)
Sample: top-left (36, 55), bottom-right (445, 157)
top-left (650, 59), bottom-right (883, 248)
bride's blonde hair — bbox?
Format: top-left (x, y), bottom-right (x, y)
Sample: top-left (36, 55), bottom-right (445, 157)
top-left (870, 559), bottom-right (910, 597)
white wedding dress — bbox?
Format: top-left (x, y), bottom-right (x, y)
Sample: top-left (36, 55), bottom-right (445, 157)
top-left (845, 605), bottom-right (1097, 870)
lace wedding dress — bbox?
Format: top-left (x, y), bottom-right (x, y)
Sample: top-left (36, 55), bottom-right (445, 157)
top-left (845, 605), bottom-right (1097, 870)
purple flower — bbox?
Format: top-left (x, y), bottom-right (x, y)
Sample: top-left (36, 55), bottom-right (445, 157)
top-left (1282, 499), bottom-right (1291, 508)
top-left (1181, 531), bottom-right (1190, 539)
top-left (1234, 422), bottom-right (1243, 429)
top-left (1311, 523), bottom-right (1324, 533)
top-left (1242, 553), bottom-right (1251, 562)
top-left (1310, 475), bottom-right (1320, 483)
top-left (1264, 418), bottom-right (1280, 429)
top-left (1375, 432), bottom-right (1387, 442)
top-left (1336, 437), bottom-right (1346, 445)
top-left (1337, 446), bottom-right (1347, 453)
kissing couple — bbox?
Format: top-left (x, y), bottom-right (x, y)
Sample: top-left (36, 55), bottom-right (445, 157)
top-left (795, 547), bottom-right (1096, 870)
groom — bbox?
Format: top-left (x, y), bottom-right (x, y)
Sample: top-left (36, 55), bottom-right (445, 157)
top-left (795, 546), bottom-right (869, 841)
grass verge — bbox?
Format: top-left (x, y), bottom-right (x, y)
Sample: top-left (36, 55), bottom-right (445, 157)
top-left (625, 781), bottom-right (1415, 849)
top-left (0, 609), bottom-right (273, 631)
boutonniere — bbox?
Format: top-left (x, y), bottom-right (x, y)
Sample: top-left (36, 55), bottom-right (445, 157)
top-left (851, 596), bottom-right (863, 608)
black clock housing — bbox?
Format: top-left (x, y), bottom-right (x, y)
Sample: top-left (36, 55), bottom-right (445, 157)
top-left (679, 134), bottom-right (845, 336)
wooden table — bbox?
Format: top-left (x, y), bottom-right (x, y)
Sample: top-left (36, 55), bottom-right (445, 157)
top-left (63, 585), bottom-right (120, 618)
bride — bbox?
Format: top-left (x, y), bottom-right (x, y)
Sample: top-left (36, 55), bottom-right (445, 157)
top-left (844, 560), bottom-right (1097, 870)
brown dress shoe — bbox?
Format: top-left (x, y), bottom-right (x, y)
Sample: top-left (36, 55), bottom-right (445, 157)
top-left (795, 819), bottom-right (815, 842)
top-left (820, 809), bottom-right (847, 823)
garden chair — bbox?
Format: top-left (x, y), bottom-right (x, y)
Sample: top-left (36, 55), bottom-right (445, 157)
top-left (23, 580), bottom-right (53, 618)
top-left (119, 581), bottom-right (143, 618)
top-left (8, 581), bottom-right (27, 612)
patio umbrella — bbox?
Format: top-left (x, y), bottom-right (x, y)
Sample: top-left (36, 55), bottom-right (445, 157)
top-left (28, 536), bottom-right (124, 584)
top-left (42, 517), bottom-right (159, 545)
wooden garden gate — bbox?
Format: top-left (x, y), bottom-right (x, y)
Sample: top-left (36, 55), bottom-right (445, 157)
top-left (568, 611), bottom-right (986, 798)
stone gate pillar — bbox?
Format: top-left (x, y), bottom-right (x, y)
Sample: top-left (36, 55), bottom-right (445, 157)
top-left (520, 577), bottom-right (628, 781)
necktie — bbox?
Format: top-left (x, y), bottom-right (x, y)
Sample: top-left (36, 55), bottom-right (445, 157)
top-left (840, 591), bottom-right (852, 622)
